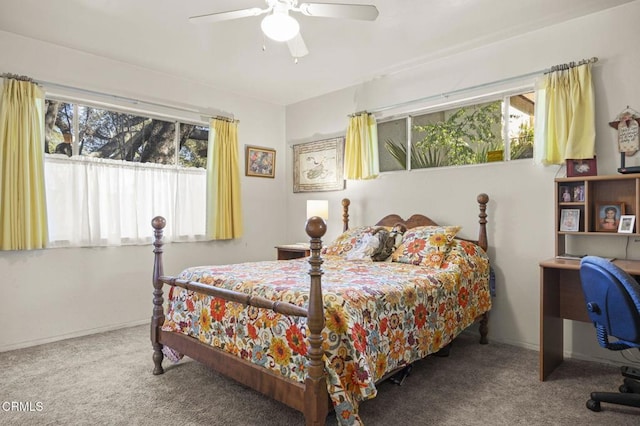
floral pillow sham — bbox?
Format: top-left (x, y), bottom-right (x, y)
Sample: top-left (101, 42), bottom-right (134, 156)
top-left (391, 225), bottom-right (461, 268)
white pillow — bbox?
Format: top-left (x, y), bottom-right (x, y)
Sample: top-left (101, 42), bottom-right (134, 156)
top-left (345, 233), bottom-right (379, 261)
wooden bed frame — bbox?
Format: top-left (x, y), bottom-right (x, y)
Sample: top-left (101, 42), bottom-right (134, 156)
top-left (151, 193), bottom-right (490, 425)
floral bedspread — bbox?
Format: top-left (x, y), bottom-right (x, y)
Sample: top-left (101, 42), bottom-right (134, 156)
top-left (162, 240), bottom-right (491, 425)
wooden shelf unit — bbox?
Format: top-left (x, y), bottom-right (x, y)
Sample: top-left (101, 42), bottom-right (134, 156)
top-left (555, 173), bottom-right (640, 256)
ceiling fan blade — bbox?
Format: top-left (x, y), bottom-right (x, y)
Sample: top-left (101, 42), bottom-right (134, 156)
top-left (287, 33), bottom-right (309, 59)
top-left (298, 3), bottom-right (379, 20)
top-left (189, 7), bottom-right (267, 24)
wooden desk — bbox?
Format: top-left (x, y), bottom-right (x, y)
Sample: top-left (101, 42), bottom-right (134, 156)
top-left (539, 258), bottom-right (640, 381)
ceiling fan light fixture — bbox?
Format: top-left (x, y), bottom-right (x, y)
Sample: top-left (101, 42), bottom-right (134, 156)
top-left (261, 10), bottom-right (300, 42)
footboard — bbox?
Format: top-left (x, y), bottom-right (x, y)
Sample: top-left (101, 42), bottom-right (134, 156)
top-left (150, 216), bottom-right (329, 426)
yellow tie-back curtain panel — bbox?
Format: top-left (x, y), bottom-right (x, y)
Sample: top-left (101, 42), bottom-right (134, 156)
top-left (536, 62), bottom-right (595, 165)
top-left (344, 112), bottom-right (379, 180)
top-left (0, 78), bottom-right (48, 250)
top-left (206, 118), bottom-right (243, 240)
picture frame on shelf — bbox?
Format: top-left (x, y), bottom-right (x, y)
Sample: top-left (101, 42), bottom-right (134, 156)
top-left (559, 209), bottom-right (580, 232)
top-left (559, 186), bottom-right (571, 202)
top-left (572, 184), bottom-right (585, 201)
top-left (596, 202), bottom-right (625, 232)
top-left (618, 215), bottom-right (636, 233)
top-left (566, 157), bottom-right (597, 177)
top-left (245, 145), bottom-right (276, 178)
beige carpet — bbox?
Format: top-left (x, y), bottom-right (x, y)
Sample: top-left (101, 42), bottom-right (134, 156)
top-left (1, 325), bottom-right (639, 425)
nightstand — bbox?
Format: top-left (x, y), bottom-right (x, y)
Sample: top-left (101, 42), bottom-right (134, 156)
top-left (275, 244), bottom-right (311, 260)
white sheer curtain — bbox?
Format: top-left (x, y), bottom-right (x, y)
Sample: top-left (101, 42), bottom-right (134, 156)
top-left (533, 78), bottom-right (548, 164)
top-left (44, 155), bottom-right (206, 247)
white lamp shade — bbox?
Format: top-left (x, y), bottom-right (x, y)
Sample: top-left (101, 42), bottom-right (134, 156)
top-left (307, 200), bottom-right (329, 220)
top-left (261, 11), bottom-right (300, 42)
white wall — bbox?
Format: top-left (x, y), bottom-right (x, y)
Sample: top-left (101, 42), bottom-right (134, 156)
top-left (286, 1), bottom-right (640, 365)
top-left (0, 30), bottom-right (288, 351)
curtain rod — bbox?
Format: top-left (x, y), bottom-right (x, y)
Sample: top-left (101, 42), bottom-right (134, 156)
top-left (350, 57), bottom-right (599, 117)
top-left (1, 72), bottom-right (235, 122)
top-left (545, 56), bottom-right (598, 74)
top-left (212, 115), bottom-right (239, 123)
top-left (0, 72), bottom-right (34, 82)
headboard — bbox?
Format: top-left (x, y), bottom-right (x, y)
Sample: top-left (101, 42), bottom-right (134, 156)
top-left (339, 194), bottom-right (489, 252)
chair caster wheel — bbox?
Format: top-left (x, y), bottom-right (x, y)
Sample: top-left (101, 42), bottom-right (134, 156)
top-left (619, 384), bottom-right (631, 393)
top-left (586, 399), bottom-right (601, 412)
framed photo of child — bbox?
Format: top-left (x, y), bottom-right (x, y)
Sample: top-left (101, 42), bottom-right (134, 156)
top-left (596, 202), bottom-right (625, 232)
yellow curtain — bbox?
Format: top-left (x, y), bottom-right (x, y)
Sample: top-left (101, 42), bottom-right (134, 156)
top-left (542, 63), bottom-right (595, 164)
top-left (206, 118), bottom-right (243, 239)
top-left (0, 78), bottom-right (48, 250)
top-left (344, 113), bottom-right (379, 179)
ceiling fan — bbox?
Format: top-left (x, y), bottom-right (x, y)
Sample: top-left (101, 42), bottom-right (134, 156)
top-left (189, 0), bottom-right (379, 61)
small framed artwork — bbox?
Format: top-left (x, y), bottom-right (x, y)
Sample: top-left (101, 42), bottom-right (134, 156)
top-left (566, 157), bottom-right (597, 177)
top-left (559, 186), bottom-right (571, 202)
top-left (618, 215), bottom-right (636, 233)
top-left (596, 202), bottom-right (625, 232)
top-left (560, 209), bottom-right (580, 232)
top-left (572, 184), bottom-right (585, 201)
top-left (245, 145), bottom-right (276, 178)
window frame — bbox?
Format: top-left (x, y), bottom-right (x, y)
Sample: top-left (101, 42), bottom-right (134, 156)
top-left (43, 95), bottom-right (211, 248)
top-left (44, 96), bottom-right (209, 167)
top-left (376, 87), bottom-right (535, 173)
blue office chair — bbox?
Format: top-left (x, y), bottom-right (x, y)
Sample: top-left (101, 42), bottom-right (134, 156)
top-left (579, 256), bottom-right (640, 412)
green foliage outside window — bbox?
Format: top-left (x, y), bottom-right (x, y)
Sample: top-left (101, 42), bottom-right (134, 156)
top-left (510, 121), bottom-right (534, 160)
top-left (385, 102), bottom-right (503, 169)
top-left (384, 95), bottom-right (533, 170)
top-left (44, 100), bottom-right (208, 168)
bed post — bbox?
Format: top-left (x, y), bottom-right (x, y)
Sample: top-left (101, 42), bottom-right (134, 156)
top-left (476, 193), bottom-right (490, 344)
top-left (476, 193), bottom-right (489, 252)
top-left (151, 216), bottom-right (167, 375)
top-left (304, 216), bottom-right (329, 425)
top-left (342, 198), bottom-right (350, 232)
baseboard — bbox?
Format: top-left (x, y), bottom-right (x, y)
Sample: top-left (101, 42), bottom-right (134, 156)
top-left (459, 330), bottom-right (640, 368)
top-left (460, 329), bottom-right (540, 352)
top-left (0, 319), bottom-right (149, 353)
top-left (563, 349), bottom-right (640, 367)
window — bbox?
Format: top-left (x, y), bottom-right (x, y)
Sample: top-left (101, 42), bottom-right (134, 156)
top-left (379, 91), bottom-right (534, 172)
top-left (378, 118), bottom-right (407, 172)
top-left (43, 99), bottom-right (209, 247)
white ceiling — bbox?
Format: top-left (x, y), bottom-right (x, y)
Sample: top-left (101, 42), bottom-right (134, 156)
top-left (0, 0), bottom-right (635, 105)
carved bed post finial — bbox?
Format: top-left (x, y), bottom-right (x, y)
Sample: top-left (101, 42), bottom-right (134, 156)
top-left (341, 198), bottom-right (350, 232)
top-left (477, 193), bottom-right (489, 253)
top-left (304, 216), bottom-right (329, 424)
top-left (151, 216), bottom-right (167, 375)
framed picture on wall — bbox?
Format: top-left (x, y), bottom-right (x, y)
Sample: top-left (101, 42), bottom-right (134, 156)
top-left (245, 145), bottom-right (276, 178)
top-left (293, 137), bottom-right (345, 193)
top-left (596, 202), bottom-right (625, 232)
